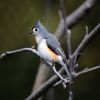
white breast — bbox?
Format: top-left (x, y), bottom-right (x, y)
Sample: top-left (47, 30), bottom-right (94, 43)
top-left (37, 39), bottom-right (53, 62)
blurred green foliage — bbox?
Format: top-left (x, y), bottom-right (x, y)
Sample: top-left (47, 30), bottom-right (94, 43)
top-left (0, 0), bottom-right (100, 100)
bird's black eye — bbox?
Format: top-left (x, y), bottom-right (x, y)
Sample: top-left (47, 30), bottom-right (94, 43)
top-left (35, 28), bottom-right (37, 31)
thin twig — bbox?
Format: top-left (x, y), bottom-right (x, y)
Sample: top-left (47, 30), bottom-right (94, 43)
top-left (0, 47), bottom-right (40, 59)
top-left (75, 65), bottom-right (100, 77)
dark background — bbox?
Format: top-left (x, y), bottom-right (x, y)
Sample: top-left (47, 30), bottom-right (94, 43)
top-left (0, 0), bottom-right (100, 100)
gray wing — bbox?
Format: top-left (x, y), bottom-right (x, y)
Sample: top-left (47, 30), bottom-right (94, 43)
top-left (45, 33), bottom-right (66, 60)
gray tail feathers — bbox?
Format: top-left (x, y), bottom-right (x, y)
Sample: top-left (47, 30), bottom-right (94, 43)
top-left (57, 48), bottom-right (69, 69)
top-left (57, 48), bottom-right (72, 80)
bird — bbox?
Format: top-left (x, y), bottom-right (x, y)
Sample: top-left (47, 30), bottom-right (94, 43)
top-left (29, 21), bottom-right (72, 83)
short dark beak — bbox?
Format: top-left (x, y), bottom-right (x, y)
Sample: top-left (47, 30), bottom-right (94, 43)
top-left (28, 32), bottom-right (33, 34)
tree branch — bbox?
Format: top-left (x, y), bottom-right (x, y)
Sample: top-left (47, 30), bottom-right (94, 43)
top-left (0, 47), bottom-right (40, 59)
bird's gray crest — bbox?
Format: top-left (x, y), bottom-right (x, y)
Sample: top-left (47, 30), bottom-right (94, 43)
top-left (35, 21), bottom-right (48, 35)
